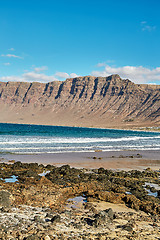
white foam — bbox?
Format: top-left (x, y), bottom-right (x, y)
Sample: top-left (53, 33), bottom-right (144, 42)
top-left (0, 135), bottom-right (160, 145)
top-left (0, 131), bottom-right (160, 154)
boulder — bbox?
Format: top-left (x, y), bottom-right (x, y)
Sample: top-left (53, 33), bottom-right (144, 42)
top-left (0, 190), bottom-right (14, 208)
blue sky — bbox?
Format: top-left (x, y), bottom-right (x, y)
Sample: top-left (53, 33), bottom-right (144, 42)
top-left (0, 0), bottom-right (160, 84)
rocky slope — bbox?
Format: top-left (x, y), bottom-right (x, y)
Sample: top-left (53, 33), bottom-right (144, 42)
top-left (0, 74), bottom-right (160, 128)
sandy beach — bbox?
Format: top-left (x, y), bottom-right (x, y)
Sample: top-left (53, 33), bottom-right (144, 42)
top-left (3, 149), bottom-right (160, 171)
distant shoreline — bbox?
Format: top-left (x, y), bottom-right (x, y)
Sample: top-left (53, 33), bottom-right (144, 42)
top-left (0, 122), bottom-right (160, 133)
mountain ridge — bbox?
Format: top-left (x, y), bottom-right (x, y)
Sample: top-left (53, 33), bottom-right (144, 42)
top-left (0, 74), bottom-right (160, 129)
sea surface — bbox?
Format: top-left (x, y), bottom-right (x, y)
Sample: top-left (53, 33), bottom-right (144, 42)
top-left (0, 123), bottom-right (160, 154)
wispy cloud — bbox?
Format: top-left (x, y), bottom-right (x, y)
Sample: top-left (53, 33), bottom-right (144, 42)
top-left (34, 66), bottom-right (48, 73)
top-left (3, 62), bottom-right (10, 66)
top-left (1, 72), bottom-right (58, 83)
top-left (22, 72), bottom-right (57, 82)
top-left (91, 64), bottom-right (160, 84)
top-left (8, 48), bottom-right (15, 51)
top-left (96, 60), bottom-right (115, 68)
top-left (141, 21), bottom-right (156, 32)
top-left (0, 67), bottom-right (79, 83)
top-left (1, 54), bottom-right (23, 59)
top-left (96, 63), bottom-right (106, 67)
top-left (70, 73), bottom-right (79, 78)
top-left (55, 72), bottom-right (69, 78)
top-left (1, 66), bottom-right (56, 82)
top-left (55, 72), bottom-right (79, 79)
top-left (1, 76), bottom-right (22, 82)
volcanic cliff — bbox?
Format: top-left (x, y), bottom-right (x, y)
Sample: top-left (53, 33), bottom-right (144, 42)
top-left (0, 74), bottom-right (160, 129)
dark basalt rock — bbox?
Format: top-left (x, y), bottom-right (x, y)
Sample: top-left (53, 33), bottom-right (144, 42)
top-left (93, 211), bottom-right (109, 227)
top-left (123, 224), bottom-right (133, 232)
top-left (104, 208), bottom-right (115, 220)
top-left (51, 214), bottom-right (61, 223)
top-left (83, 217), bottom-right (95, 226)
top-left (83, 209), bottom-right (114, 228)
top-left (46, 165), bottom-right (82, 185)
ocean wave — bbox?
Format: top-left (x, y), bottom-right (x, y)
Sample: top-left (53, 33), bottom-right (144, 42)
top-left (2, 143), bottom-right (160, 151)
top-left (0, 135), bottom-right (160, 145)
top-left (1, 144), bottom-right (160, 154)
top-left (0, 125), bottom-right (160, 154)
top-left (7, 147), bottom-right (160, 154)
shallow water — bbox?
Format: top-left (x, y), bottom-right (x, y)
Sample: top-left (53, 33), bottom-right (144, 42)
top-left (38, 171), bottom-right (51, 177)
top-left (67, 196), bottom-right (87, 208)
top-left (4, 175), bottom-right (18, 183)
top-left (143, 182), bottom-right (160, 197)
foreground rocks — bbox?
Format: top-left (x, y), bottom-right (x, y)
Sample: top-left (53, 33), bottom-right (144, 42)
top-left (0, 162), bottom-right (160, 239)
top-left (0, 203), bottom-right (160, 240)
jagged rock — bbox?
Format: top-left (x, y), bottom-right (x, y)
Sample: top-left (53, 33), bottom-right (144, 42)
top-left (104, 208), bottom-right (115, 220)
top-left (123, 224), bottom-right (133, 232)
top-left (34, 215), bottom-right (45, 223)
top-left (93, 211), bottom-right (108, 227)
top-left (51, 214), bottom-right (61, 223)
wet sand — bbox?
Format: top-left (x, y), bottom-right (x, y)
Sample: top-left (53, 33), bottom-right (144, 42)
top-left (3, 149), bottom-right (160, 171)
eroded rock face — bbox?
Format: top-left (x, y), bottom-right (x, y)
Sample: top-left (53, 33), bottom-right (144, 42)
top-left (0, 75), bottom-right (160, 127)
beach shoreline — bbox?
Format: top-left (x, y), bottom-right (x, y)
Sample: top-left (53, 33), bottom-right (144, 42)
top-left (2, 149), bottom-right (160, 171)
top-left (1, 121), bottom-right (160, 133)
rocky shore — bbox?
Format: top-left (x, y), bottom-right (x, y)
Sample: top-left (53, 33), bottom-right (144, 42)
top-left (0, 161), bottom-right (160, 239)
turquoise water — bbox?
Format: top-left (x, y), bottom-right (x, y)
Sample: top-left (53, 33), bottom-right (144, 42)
top-left (0, 123), bottom-right (160, 154)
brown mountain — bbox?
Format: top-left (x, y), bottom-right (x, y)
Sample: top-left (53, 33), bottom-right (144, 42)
top-left (0, 74), bottom-right (160, 129)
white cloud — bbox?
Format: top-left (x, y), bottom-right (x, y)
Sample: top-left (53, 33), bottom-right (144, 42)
top-left (141, 21), bottom-right (156, 32)
top-left (91, 65), bottom-right (160, 84)
top-left (1, 54), bottom-right (23, 59)
top-left (70, 73), bottom-right (79, 78)
top-left (96, 60), bottom-right (115, 68)
top-left (3, 62), bottom-right (10, 66)
top-left (96, 62), bottom-right (106, 67)
top-left (0, 68), bottom-right (79, 83)
top-left (23, 72), bottom-right (57, 82)
top-left (8, 48), bottom-right (15, 51)
top-left (55, 72), bottom-right (79, 79)
top-left (34, 66), bottom-right (48, 72)
top-left (55, 72), bottom-right (69, 78)
top-left (1, 61), bottom-right (159, 84)
top-left (1, 71), bottom-right (58, 83)
top-left (1, 76), bottom-right (22, 82)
